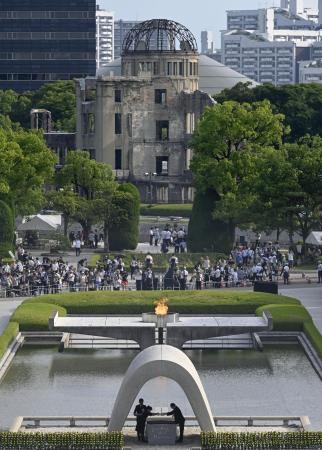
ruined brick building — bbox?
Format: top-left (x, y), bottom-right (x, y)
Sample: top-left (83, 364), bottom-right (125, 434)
top-left (75, 19), bottom-right (254, 203)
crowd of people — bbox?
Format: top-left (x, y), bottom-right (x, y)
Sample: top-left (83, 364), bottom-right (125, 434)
top-left (1, 241), bottom-right (320, 297)
top-left (149, 225), bottom-right (188, 254)
top-left (0, 247), bottom-right (134, 297)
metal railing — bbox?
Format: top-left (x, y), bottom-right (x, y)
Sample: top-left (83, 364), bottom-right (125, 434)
top-left (10, 415), bottom-right (311, 432)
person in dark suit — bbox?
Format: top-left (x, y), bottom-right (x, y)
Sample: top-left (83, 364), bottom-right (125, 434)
top-left (134, 398), bottom-right (146, 441)
top-left (166, 402), bottom-right (185, 442)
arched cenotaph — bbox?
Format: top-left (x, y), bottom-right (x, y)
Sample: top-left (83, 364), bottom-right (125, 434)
top-left (108, 345), bottom-right (216, 432)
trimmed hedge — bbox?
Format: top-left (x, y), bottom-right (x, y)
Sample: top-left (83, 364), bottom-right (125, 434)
top-left (0, 199), bottom-right (14, 257)
top-left (188, 189), bottom-right (234, 253)
top-left (0, 432), bottom-right (123, 450)
top-left (109, 183), bottom-right (140, 251)
top-left (91, 252), bottom-right (228, 270)
top-left (10, 303), bottom-right (67, 331)
top-left (0, 322), bottom-right (19, 359)
top-left (256, 304), bottom-right (322, 358)
top-left (140, 203), bottom-right (192, 218)
top-left (201, 431), bottom-right (322, 450)
top-left (24, 291), bottom-right (299, 316)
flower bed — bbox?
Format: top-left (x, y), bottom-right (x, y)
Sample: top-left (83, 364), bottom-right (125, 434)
top-left (201, 431), bottom-right (322, 449)
top-left (0, 432), bottom-right (123, 450)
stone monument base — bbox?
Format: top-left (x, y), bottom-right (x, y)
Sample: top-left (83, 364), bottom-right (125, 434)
top-left (146, 416), bottom-right (177, 445)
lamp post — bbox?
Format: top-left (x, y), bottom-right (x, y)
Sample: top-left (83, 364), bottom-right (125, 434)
top-left (145, 172), bottom-right (157, 205)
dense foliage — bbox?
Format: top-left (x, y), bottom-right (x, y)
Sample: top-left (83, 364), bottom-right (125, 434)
top-left (201, 431), bottom-right (322, 450)
top-left (108, 183), bottom-right (141, 250)
top-left (0, 200), bottom-right (14, 256)
top-left (215, 82), bottom-right (322, 142)
top-left (0, 432), bottom-right (123, 450)
top-left (188, 190), bottom-right (234, 253)
top-left (0, 127), bottom-right (56, 216)
top-left (0, 81), bottom-right (76, 131)
top-left (190, 99), bottom-right (322, 251)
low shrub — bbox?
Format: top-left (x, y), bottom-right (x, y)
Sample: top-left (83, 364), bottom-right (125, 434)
top-left (10, 303), bottom-right (67, 331)
top-left (0, 432), bottom-right (123, 450)
top-left (0, 322), bottom-right (19, 359)
top-left (256, 304), bottom-right (311, 331)
top-left (140, 203), bottom-right (192, 218)
top-left (25, 291), bottom-right (299, 316)
top-left (91, 252), bottom-right (228, 270)
top-left (256, 304), bottom-right (322, 357)
top-left (201, 431), bottom-right (322, 450)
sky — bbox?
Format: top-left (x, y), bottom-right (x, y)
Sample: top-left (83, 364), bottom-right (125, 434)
top-left (99, 0), bottom-right (318, 48)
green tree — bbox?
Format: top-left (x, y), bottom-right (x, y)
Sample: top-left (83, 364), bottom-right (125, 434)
top-left (46, 188), bottom-right (80, 237)
top-left (32, 81), bottom-right (76, 131)
top-left (108, 183), bottom-right (140, 250)
top-left (215, 82), bottom-right (322, 142)
top-left (0, 128), bottom-right (56, 215)
top-left (56, 151), bottom-right (118, 245)
top-left (0, 200), bottom-right (14, 257)
top-left (190, 100), bottom-right (286, 250)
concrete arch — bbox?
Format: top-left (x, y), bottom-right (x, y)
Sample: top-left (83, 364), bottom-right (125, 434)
top-left (108, 345), bottom-right (216, 432)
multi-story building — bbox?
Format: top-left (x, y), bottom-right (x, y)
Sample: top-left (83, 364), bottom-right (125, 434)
top-left (96, 7), bottom-right (114, 69)
top-left (76, 19), bottom-right (256, 203)
top-left (222, 31), bottom-right (296, 85)
top-left (0, 0), bottom-right (96, 92)
top-left (298, 59), bottom-right (322, 83)
top-left (114, 20), bottom-right (140, 59)
top-left (201, 31), bottom-right (214, 54)
top-left (223, 0), bottom-right (322, 85)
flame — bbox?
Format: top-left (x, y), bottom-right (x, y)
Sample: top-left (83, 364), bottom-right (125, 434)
top-left (154, 298), bottom-right (169, 316)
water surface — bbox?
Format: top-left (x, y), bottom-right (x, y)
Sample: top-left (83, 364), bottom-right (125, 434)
top-left (0, 346), bottom-right (321, 429)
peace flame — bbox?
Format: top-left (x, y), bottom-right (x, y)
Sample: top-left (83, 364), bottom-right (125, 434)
top-left (154, 298), bottom-right (169, 316)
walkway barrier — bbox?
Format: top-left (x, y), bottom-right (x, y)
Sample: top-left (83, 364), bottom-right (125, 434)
top-left (10, 415), bottom-right (311, 432)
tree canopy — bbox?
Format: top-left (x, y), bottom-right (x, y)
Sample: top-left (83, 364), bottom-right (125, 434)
top-left (190, 99), bottom-right (322, 250)
top-left (0, 81), bottom-right (76, 132)
top-left (215, 82), bottom-right (322, 142)
top-left (0, 127), bottom-right (56, 215)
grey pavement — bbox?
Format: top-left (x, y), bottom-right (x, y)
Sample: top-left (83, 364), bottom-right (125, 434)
top-left (282, 286), bottom-right (322, 334)
top-left (0, 299), bottom-right (25, 334)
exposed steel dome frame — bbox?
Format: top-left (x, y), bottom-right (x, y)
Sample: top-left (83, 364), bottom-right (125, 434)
top-left (122, 19), bottom-right (198, 54)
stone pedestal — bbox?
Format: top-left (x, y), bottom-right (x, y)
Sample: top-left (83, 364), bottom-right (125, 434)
top-left (146, 416), bottom-right (177, 445)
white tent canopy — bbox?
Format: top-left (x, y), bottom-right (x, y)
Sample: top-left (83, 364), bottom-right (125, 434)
top-left (305, 231), bottom-right (322, 246)
top-left (17, 215), bottom-right (61, 232)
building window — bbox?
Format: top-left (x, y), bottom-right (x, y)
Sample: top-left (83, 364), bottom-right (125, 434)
top-left (156, 120), bottom-right (169, 141)
top-left (115, 113), bottom-right (122, 134)
top-left (115, 149), bottom-right (122, 170)
top-left (127, 113), bottom-right (132, 137)
top-left (185, 113), bottom-right (195, 134)
top-left (173, 62), bottom-right (178, 75)
top-left (189, 62), bottom-right (193, 76)
top-left (167, 62), bottom-right (172, 75)
top-left (86, 113), bottom-right (95, 133)
top-left (179, 62), bottom-right (184, 76)
top-left (155, 89), bottom-right (167, 104)
top-left (115, 89), bottom-right (122, 103)
top-left (156, 156), bottom-right (168, 175)
top-left (153, 62), bottom-right (159, 75)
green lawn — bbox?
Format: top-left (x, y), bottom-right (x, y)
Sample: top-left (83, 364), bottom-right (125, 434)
top-left (140, 203), bottom-right (192, 218)
top-left (1, 289), bottom-right (322, 361)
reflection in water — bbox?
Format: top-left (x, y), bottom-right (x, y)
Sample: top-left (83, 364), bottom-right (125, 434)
top-left (0, 345), bottom-right (321, 430)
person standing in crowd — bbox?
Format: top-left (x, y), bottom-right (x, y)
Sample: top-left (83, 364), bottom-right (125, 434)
top-left (74, 237), bottom-right (81, 257)
top-left (281, 263), bottom-right (290, 285)
top-left (318, 261), bottom-right (322, 284)
top-left (154, 227), bottom-right (160, 247)
top-left (134, 398), bottom-right (147, 441)
top-left (166, 403), bottom-right (185, 443)
top-left (149, 227), bottom-right (154, 246)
